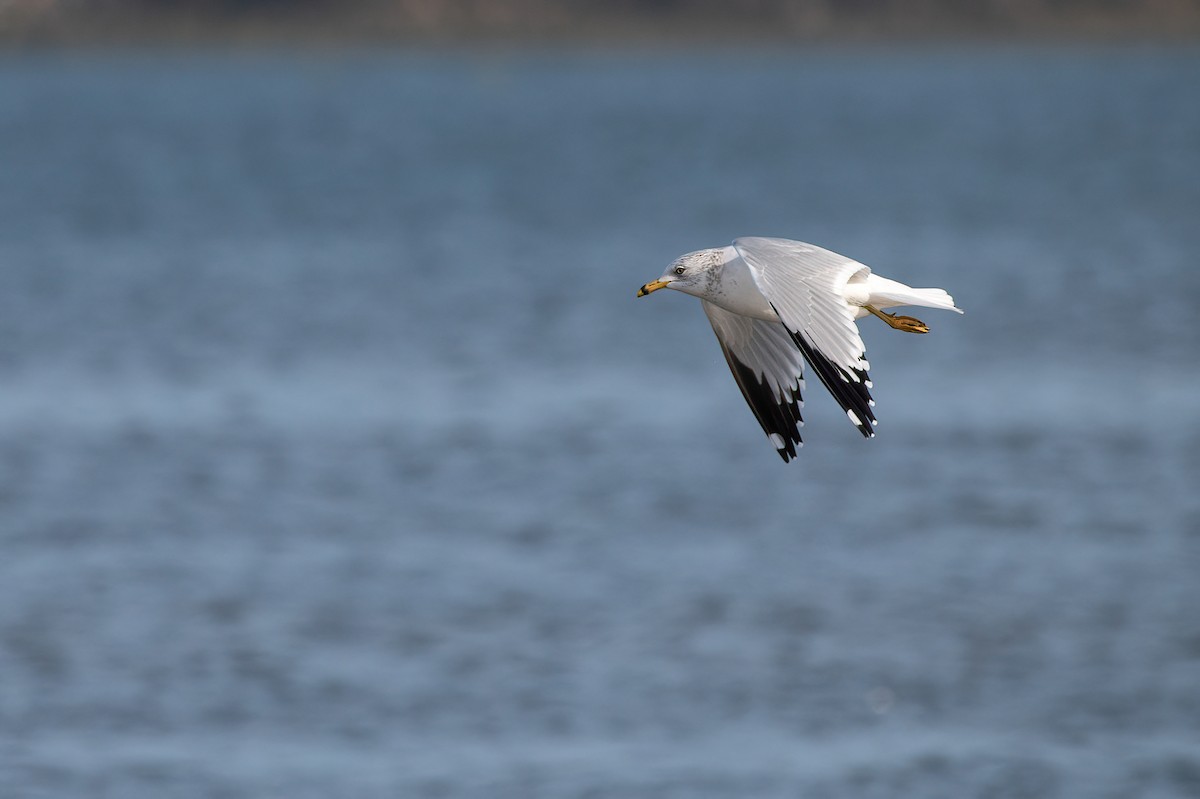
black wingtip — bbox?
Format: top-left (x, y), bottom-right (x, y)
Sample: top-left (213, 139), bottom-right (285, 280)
top-left (716, 342), bottom-right (804, 463)
top-left (773, 307), bottom-right (877, 438)
top-left (775, 438), bottom-right (804, 463)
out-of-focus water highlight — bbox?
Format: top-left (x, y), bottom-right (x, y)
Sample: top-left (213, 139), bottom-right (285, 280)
top-left (0, 47), bottom-right (1198, 798)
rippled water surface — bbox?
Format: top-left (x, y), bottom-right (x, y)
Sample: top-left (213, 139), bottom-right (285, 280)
top-left (1, 46), bottom-right (1198, 798)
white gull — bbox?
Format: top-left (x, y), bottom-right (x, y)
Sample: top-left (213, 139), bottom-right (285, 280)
top-left (637, 237), bottom-right (963, 462)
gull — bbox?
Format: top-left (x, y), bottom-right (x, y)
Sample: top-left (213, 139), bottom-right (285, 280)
top-left (637, 237), bottom-right (962, 462)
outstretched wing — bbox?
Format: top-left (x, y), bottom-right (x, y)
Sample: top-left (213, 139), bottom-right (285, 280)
top-left (702, 300), bottom-right (806, 462)
top-left (732, 237), bottom-right (876, 437)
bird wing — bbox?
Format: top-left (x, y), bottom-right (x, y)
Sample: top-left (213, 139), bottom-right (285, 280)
top-left (702, 300), bottom-right (806, 462)
top-left (732, 237), bottom-right (876, 436)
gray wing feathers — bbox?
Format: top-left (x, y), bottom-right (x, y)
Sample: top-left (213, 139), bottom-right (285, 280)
top-left (733, 237), bottom-right (870, 376)
top-left (703, 300), bottom-right (807, 460)
top-left (703, 301), bottom-right (805, 401)
top-left (732, 237), bottom-right (877, 437)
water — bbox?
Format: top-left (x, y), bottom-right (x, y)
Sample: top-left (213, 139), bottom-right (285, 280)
top-left (1, 46), bottom-right (1198, 798)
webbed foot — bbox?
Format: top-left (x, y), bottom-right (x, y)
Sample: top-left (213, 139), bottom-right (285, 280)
top-left (865, 305), bottom-right (929, 334)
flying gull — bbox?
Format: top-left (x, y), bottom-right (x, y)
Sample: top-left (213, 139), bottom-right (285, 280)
top-left (637, 237), bottom-right (962, 462)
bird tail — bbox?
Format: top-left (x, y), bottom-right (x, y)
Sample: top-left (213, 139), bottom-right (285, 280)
top-left (867, 276), bottom-right (963, 313)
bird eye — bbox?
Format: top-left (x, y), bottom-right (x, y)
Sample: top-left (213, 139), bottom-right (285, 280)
top-left (674, 266), bottom-right (685, 275)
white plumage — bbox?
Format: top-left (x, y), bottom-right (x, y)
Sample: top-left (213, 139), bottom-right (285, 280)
top-left (637, 237), bottom-right (963, 462)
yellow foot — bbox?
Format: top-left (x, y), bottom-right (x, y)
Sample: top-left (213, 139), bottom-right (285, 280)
top-left (865, 305), bottom-right (929, 334)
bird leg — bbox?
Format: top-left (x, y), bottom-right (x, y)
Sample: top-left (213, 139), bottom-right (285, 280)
top-left (865, 305), bottom-right (929, 334)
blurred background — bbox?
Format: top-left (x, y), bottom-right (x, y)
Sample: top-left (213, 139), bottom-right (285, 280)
top-left (4, 0), bottom-right (1200, 42)
top-left (1, 3), bottom-right (1199, 798)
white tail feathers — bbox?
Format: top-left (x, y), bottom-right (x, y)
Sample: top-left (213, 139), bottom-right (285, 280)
top-left (863, 275), bottom-right (963, 313)
top-left (889, 287), bottom-right (963, 313)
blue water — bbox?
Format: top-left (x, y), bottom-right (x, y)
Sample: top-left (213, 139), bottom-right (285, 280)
top-left (1, 46), bottom-right (1198, 798)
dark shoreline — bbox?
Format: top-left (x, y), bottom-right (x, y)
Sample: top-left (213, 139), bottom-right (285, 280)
top-left (3, 3), bottom-right (1199, 49)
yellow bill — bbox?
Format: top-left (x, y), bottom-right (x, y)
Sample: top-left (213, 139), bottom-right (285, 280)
top-left (637, 278), bottom-right (671, 297)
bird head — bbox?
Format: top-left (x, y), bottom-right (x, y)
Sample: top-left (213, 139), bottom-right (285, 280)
top-left (637, 249), bottom-right (718, 298)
